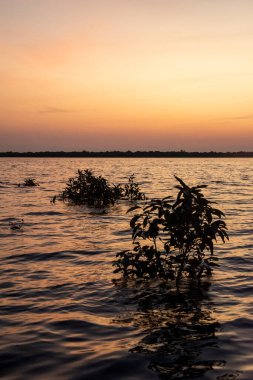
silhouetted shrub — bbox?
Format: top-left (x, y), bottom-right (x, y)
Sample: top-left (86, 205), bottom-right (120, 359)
top-left (114, 176), bottom-right (228, 282)
top-left (58, 169), bottom-right (145, 208)
top-left (58, 169), bottom-right (119, 207)
top-left (20, 178), bottom-right (39, 187)
top-left (9, 218), bottom-right (24, 230)
top-left (123, 174), bottom-right (145, 201)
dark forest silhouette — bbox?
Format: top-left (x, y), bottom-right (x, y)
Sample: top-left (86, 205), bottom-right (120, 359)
top-left (0, 150), bottom-right (253, 157)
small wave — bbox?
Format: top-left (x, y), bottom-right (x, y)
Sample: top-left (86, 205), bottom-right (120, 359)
top-left (1, 217), bottom-right (23, 223)
top-left (5, 250), bottom-right (76, 262)
top-left (0, 281), bottom-right (15, 289)
top-left (224, 317), bottom-right (253, 329)
top-left (48, 318), bottom-right (96, 333)
top-left (211, 180), bottom-right (225, 184)
top-left (113, 229), bottom-right (131, 236)
top-left (25, 211), bottom-right (64, 216)
top-left (4, 249), bottom-right (103, 263)
top-left (0, 180), bottom-right (14, 187)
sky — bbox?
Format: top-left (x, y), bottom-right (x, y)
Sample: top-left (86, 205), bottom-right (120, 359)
top-left (1, 0), bottom-right (253, 152)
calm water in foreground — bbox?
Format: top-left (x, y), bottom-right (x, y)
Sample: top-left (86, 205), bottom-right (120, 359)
top-left (0, 157), bottom-right (253, 380)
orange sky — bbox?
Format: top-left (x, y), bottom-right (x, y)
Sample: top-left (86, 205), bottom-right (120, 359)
top-left (1, 0), bottom-right (253, 151)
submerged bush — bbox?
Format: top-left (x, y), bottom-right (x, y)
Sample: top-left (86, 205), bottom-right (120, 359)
top-left (123, 174), bottom-right (145, 201)
top-left (20, 178), bottom-right (39, 187)
top-left (114, 176), bottom-right (229, 282)
top-left (59, 169), bottom-right (119, 207)
top-left (9, 218), bottom-right (24, 230)
top-left (58, 169), bottom-right (145, 208)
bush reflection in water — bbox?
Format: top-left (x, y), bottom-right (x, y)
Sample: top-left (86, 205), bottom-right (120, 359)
top-left (114, 278), bottom-right (230, 379)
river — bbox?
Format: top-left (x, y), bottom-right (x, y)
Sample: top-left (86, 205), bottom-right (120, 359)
top-left (0, 157), bottom-right (252, 380)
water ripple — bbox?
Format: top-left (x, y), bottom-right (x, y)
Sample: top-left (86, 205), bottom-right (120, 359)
top-left (0, 157), bottom-right (253, 379)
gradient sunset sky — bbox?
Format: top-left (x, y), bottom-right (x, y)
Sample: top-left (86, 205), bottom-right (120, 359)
top-left (1, 0), bottom-right (253, 152)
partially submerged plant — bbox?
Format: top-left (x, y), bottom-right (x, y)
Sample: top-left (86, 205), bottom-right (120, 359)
top-left (114, 176), bottom-right (228, 283)
top-left (59, 169), bottom-right (119, 208)
top-left (123, 174), bottom-right (145, 201)
top-left (19, 178), bottom-right (39, 187)
top-left (10, 218), bottom-right (24, 230)
top-left (58, 170), bottom-right (145, 208)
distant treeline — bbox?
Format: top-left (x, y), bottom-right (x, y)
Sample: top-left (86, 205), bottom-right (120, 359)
top-left (0, 150), bottom-right (253, 158)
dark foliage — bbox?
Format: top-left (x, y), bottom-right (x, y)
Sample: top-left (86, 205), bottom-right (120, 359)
top-left (21, 178), bottom-right (39, 187)
top-left (123, 174), bottom-right (145, 201)
top-left (58, 169), bottom-right (145, 208)
top-left (114, 176), bottom-right (229, 282)
top-left (9, 218), bottom-right (24, 230)
top-left (58, 169), bottom-right (120, 207)
top-left (2, 150), bottom-right (253, 158)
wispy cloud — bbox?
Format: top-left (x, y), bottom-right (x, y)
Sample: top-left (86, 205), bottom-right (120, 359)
top-left (214, 114), bottom-right (253, 122)
top-left (39, 107), bottom-right (73, 114)
top-left (230, 114), bottom-right (253, 121)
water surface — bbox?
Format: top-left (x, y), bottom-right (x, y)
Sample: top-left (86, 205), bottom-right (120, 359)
top-left (0, 158), bottom-right (253, 380)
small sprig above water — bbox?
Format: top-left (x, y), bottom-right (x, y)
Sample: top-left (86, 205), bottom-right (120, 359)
top-left (114, 176), bottom-right (229, 283)
top-left (10, 218), bottom-right (24, 230)
top-left (123, 174), bottom-right (145, 201)
top-left (19, 178), bottom-right (39, 187)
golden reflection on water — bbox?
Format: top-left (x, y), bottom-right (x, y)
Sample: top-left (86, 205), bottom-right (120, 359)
top-left (113, 278), bottom-right (224, 379)
top-left (0, 158), bottom-right (253, 379)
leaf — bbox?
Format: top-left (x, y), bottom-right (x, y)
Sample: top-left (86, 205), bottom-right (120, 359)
top-left (116, 250), bottom-right (129, 257)
top-left (162, 195), bottom-right (173, 201)
top-left (217, 230), bottom-right (225, 243)
top-left (127, 205), bottom-right (141, 213)
top-left (143, 215), bottom-right (149, 228)
top-left (174, 175), bottom-right (188, 189)
top-left (221, 229), bottom-right (229, 240)
top-left (113, 268), bottom-right (122, 273)
top-left (130, 215), bottom-right (141, 228)
top-left (158, 207), bottom-right (164, 219)
top-left (212, 208), bottom-right (225, 218)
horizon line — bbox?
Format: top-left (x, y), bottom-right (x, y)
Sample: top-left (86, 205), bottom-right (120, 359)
top-left (0, 150), bottom-right (253, 158)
